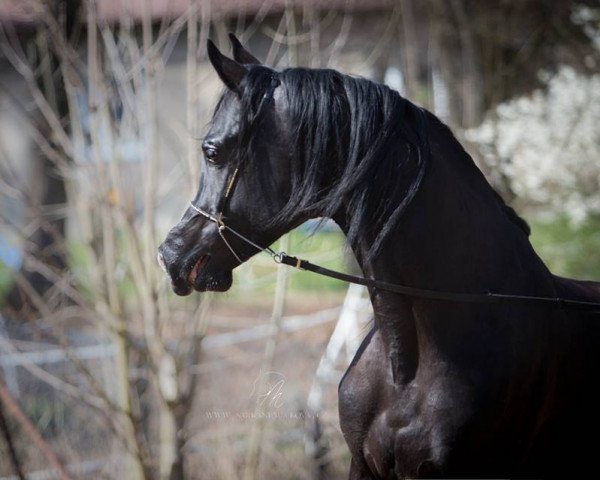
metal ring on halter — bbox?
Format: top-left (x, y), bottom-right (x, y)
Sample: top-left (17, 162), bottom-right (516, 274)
top-left (216, 213), bottom-right (227, 232)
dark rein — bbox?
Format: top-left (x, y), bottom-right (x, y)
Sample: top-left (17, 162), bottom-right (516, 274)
top-left (190, 74), bottom-right (600, 314)
top-left (189, 202), bottom-right (600, 314)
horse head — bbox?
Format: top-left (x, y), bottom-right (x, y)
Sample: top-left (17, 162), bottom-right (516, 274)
top-left (158, 36), bottom-right (302, 295)
top-left (158, 34), bottom-right (428, 296)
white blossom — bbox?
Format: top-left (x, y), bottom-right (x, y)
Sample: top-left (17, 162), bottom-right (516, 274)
top-left (467, 66), bottom-right (600, 223)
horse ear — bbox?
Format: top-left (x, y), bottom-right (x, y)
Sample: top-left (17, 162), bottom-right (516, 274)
top-left (207, 39), bottom-right (247, 93)
top-left (228, 33), bottom-right (261, 65)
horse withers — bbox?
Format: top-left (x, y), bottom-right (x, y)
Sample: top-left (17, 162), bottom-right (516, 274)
top-left (158, 35), bottom-right (600, 478)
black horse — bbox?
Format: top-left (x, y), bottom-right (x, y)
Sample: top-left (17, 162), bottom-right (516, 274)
top-left (158, 35), bottom-right (600, 478)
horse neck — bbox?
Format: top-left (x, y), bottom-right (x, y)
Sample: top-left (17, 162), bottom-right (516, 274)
top-left (333, 128), bottom-right (554, 382)
top-left (340, 136), bottom-right (542, 293)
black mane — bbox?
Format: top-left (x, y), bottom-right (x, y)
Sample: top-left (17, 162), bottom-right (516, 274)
top-left (236, 66), bottom-right (527, 260)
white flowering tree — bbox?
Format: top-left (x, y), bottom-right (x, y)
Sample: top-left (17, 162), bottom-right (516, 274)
top-left (467, 7), bottom-right (600, 224)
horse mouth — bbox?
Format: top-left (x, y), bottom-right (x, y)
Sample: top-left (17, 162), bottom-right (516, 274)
top-left (188, 255), bottom-right (209, 285)
top-left (176, 254), bottom-right (232, 294)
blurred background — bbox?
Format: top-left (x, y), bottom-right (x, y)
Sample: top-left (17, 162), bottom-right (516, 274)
top-left (0, 1), bottom-right (598, 479)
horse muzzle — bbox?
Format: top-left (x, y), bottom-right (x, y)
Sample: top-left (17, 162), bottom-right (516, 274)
top-left (157, 241), bottom-right (233, 295)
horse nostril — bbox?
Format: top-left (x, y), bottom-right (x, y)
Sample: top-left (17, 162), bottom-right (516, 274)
top-left (157, 251), bottom-right (168, 274)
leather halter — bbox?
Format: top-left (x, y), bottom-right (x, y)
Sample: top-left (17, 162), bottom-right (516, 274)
top-left (188, 78), bottom-right (600, 314)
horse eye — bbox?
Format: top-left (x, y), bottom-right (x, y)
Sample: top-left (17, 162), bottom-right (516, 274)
top-left (204, 148), bottom-right (218, 162)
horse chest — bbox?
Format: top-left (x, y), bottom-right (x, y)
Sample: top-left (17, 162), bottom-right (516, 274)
top-left (338, 327), bottom-right (461, 479)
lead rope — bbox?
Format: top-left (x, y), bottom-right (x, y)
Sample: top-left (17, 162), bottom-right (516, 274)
top-left (189, 202), bottom-right (600, 313)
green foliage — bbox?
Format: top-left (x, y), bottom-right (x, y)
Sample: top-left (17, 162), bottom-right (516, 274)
top-left (67, 241), bottom-right (96, 302)
top-left (231, 227), bottom-right (348, 297)
top-left (530, 216), bottom-right (600, 281)
top-left (68, 240), bottom-right (137, 301)
top-left (0, 260), bottom-right (14, 303)
top-left (286, 229), bottom-right (348, 292)
top-left (22, 395), bottom-right (69, 439)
